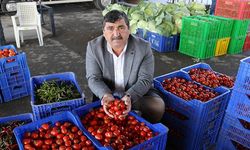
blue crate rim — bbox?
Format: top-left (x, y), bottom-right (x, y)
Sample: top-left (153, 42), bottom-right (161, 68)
top-left (30, 97), bottom-right (85, 106)
top-left (0, 44), bottom-right (18, 53)
top-left (0, 113), bottom-right (33, 123)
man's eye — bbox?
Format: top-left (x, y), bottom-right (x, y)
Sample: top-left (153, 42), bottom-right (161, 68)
top-left (119, 26), bottom-right (125, 30)
top-left (107, 27), bottom-right (113, 31)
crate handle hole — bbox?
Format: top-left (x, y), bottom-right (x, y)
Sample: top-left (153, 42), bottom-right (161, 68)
top-left (51, 106), bottom-right (71, 115)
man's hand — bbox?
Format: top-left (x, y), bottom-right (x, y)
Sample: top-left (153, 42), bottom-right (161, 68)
top-left (102, 93), bottom-right (114, 118)
top-left (121, 94), bottom-right (131, 117)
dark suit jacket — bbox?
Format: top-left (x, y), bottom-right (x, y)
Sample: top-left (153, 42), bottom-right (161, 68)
top-left (86, 34), bottom-right (155, 101)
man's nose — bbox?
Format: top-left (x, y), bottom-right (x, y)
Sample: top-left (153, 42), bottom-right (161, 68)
top-left (113, 28), bottom-right (120, 36)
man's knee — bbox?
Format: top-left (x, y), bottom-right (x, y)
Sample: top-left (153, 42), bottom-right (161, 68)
top-left (141, 96), bottom-right (165, 123)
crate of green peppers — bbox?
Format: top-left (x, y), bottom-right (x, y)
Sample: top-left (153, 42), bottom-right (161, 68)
top-left (30, 72), bottom-right (85, 120)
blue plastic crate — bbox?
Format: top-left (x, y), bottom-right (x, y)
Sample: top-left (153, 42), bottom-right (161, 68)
top-left (221, 113), bottom-right (250, 142)
top-left (0, 67), bottom-right (30, 89)
top-left (163, 111), bottom-right (224, 150)
top-left (0, 113), bottom-right (33, 124)
top-left (181, 62), bottom-right (234, 91)
top-left (233, 56), bottom-right (250, 95)
top-left (154, 71), bottom-right (230, 123)
top-left (226, 90), bottom-right (250, 122)
top-left (30, 72), bottom-right (86, 120)
top-left (217, 125), bottom-right (250, 150)
top-left (135, 28), bottom-right (147, 40)
top-left (147, 31), bottom-right (179, 52)
top-left (72, 101), bottom-right (169, 150)
top-left (1, 81), bottom-right (30, 102)
top-left (13, 111), bottom-right (102, 150)
top-left (0, 52), bottom-right (28, 73)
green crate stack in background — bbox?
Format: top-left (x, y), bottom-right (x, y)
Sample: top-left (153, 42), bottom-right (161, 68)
top-left (228, 19), bottom-right (250, 54)
top-left (179, 16), bottom-right (220, 59)
top-left (208, 16), bottom-right (234, 38)
top-left (204, 16), bottom-right (234, 56)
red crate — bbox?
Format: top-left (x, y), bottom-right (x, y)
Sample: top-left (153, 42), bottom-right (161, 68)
top-left (215, 0), bottom-right (250, 19)
top-left (243, 32), bottom-right (250, 51)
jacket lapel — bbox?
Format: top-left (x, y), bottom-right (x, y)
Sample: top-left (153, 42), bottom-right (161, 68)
top-left (124, 37), bottom-right (135, 87)
top-left (103, 41), bottom-right (115, 82)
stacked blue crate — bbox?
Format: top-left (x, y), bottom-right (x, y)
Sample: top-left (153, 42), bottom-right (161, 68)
top-left (0, 45), bottom-right (30, 102)
top-left (217, 56), bottom-right (250, 150)
top-left (153, 71), bottom-right (230, 150)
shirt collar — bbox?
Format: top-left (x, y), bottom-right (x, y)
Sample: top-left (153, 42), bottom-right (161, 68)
top-left (107, 43), bottom-right (128, 57)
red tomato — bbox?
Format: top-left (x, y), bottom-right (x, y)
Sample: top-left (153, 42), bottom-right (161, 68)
top-left (73, 143), bottom-right (81, 149)
top-left (104, 131), bottom-right (113, 138)
top-left (56, 139), bottom-right (64, 146)
top-left (61, 126), bottom-right (68, 134)
top-left (71, 126), bottom-right (78, 133)
top-left (80, 135), bottom-right (87, 142)
top-left (31, 132), bottom-right (39, 139)
top-left (95, 133), bottom-right (103, 140)
top-left (55, 122), bottom-right (61, 127)
top-left (85, 140), bottom-right (92, 146)
top-left (23, 138), bottom-right (31, 145)
top-left (65, 140), bottom-right (72, 146)
top-left (63, 135), bottom-right (70, 142)
top-left (41, 123), bottom-right (50, 130)
top-left (57, 133), bottom-right (64, 139)
top-left (45, 139), bottom-right (53, 145)
top-left (33, 139), bottom-right (43, 148)
top-left (77, 130), bottom-right (83, 136)
top-left (59, 145), bottom-right (67, 150)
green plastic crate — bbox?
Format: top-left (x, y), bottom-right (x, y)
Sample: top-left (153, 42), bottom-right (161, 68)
top-left (227, 36), bottom-right (246, 54)
top-left (209, 16), bottom-right (234, 38)
top-left (181, 16), bottom-right (219, 41)
top-left (196, 16), bottom-right (221, 40)
top-left (231, 19), bottom-right (250, 38)
top-left (179, 36), bottom-right (216, 59)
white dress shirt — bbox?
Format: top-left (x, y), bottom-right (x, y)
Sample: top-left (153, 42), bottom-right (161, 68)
top-left (107, 43), bottom-right (127, 94)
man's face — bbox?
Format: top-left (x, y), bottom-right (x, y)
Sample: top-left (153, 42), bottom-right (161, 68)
top-left (103, 19), bottom-right (130, 51)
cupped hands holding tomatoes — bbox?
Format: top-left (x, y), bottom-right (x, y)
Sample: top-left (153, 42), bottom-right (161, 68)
top-left (101, 94), bottom-right (131, 119)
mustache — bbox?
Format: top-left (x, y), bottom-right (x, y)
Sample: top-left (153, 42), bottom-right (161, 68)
top-left (112, 36), bottom-right (122, 41)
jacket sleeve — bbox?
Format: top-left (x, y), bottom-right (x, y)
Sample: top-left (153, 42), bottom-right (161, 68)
top-left (85, 42), bottom-right (112, 99)
top-left (126, 42), bottom-right (154, 102)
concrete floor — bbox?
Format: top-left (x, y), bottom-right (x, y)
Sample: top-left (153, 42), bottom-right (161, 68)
top-left (0, 2), bottom-right (249, 118)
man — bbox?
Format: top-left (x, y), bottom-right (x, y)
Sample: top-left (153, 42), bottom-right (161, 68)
top-left (86, 10), bottom-right (165, 123)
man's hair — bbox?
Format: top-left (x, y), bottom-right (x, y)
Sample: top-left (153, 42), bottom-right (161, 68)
top-left (103, 10), bottom-right (130, 29)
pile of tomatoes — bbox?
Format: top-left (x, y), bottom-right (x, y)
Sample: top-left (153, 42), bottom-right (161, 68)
top-left (161, 77), bottom-right (219, 102)
top-left (22, 121), bottom-right (95, 150)
top-left (81, 106), bottom-right (157, 150)
top-left (189, 68), bottom-right (234, 88)
top-left (0, 48), bottom-right (16, 59)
